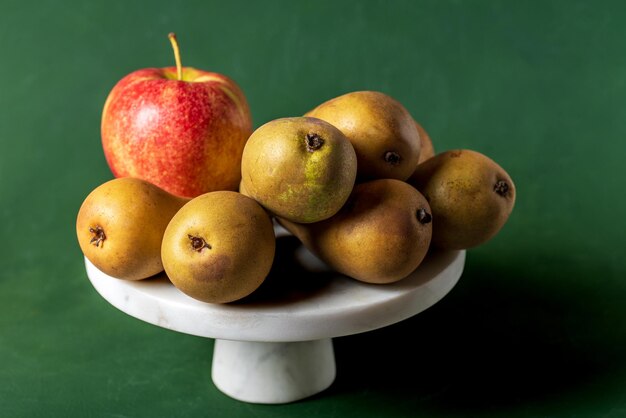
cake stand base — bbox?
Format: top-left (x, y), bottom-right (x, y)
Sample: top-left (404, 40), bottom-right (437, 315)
top-left (212, 338), bottom-right (335, 404)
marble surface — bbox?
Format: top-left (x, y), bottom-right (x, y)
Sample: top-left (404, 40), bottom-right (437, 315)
top-left (85, 228), bottom-right (465, 343)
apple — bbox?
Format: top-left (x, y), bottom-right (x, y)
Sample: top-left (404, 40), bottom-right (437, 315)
top-left (101, 33), bottom-right (253, 198)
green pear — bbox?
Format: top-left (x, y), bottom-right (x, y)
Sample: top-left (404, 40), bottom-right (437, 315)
top-left (241, 117), bottom-right (357, 223)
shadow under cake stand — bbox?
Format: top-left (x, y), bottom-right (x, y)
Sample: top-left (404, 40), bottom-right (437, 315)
top-left (85, 230), bottom-right (465, 404)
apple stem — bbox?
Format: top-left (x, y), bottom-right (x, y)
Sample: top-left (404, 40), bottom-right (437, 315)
top-left (168, 32), bottom-right (183, 81)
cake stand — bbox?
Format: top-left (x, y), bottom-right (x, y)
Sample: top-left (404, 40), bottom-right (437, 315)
top-left (85, 226), bottom-right (465, 404)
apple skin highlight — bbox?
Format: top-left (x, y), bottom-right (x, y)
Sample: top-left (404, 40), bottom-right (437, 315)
top-left (101, 66), bottom-right (252, 198)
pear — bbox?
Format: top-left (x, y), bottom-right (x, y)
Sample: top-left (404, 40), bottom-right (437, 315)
top-left (409, 149), bottom-right (516, 250)
top-left (161, 191), bottom-right (275, 304)
top-left (76, 177), bottom-right (187, 280)
top-left (279, 179), bottom-right (433, 284)
top-left (415, 120), bottom-right (435, 164)
top-left (240, 117), bottom-right (357, 223)
top-left (406, 120), bottom-right (435, 182)
top-left (305, 91), bottom-right (421, 181)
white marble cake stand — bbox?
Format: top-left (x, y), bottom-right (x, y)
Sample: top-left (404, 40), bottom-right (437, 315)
top-left (85, 227), bottom-right (465, 404)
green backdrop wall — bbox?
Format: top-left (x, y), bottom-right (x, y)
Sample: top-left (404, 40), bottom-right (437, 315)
top-left (1, 1), bottom-right (625, 417)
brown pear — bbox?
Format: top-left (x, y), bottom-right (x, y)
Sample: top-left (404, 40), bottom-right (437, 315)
top-left (240, 117), bottom-right (357, 224)
top-left (279, 179), bottom-right (433, 284)
top-left (409, 149), bottom-right (516, 250)
top-left (161, 191), bottom-right (275, 304)
top-left (305, 91), bottom-right (421, 181)
top-left (415, 120), bottom-right (435, 164)
top-left (76, 177), bottom-right (187, 280)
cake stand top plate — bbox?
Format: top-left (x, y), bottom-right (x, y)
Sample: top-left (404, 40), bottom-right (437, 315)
top-left (86, 229), bottom-right (465, 343)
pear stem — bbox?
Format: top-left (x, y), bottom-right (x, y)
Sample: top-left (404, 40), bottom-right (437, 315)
top-left (168, 32), bottom-right (183, 81)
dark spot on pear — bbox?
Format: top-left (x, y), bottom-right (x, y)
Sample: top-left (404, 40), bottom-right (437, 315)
top-left (198, 254), bottom-right (231, 282)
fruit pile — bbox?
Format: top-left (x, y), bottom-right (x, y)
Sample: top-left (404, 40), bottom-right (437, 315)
top-left (76, 34), bottom-right (516, 305)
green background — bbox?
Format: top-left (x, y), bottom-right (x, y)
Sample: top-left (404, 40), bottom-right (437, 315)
top-left (1, 0), bottom-right (625, 417)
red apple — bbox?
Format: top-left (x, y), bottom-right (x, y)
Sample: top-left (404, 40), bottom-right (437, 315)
top-left (101, 33), bottom-right (253, 198)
